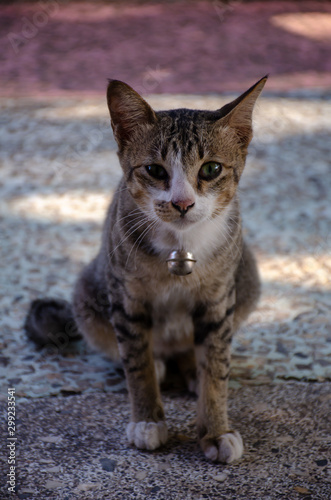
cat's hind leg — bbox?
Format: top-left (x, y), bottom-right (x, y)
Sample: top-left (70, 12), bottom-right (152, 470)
top-left (233, 240), bottom-right (261, 332)
top-left (74, 261), bottom-right (168, 398)
top-left (73, 259), bottom-right (120, 361)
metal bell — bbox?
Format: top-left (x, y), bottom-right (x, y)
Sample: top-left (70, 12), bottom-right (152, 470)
top-left (166, 250), bottom-right (197, 276)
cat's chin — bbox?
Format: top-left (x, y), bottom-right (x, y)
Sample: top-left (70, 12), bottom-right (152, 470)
top-left (171, 220), bottom-right (196, 232)
top-left (169, 217), bottom-right (200, 231)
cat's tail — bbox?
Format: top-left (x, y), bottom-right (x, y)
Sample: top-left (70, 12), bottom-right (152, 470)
top-left (24, 298), bottom-right (82, 348)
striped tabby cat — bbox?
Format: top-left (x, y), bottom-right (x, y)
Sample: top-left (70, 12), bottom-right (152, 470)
top-left (26, 76), bottom-right (266, 463)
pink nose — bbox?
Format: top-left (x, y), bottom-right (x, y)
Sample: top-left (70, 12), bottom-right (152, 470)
top-left (172, 199), bottom-right (195, 216)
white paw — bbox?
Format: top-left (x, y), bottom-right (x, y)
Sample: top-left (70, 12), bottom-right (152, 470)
top-left (204, 431), bottom-right (243, 463)
top-left (126, 421), bottom-right (168, 450)
top-left (154, 359), bottom-right (166, 385)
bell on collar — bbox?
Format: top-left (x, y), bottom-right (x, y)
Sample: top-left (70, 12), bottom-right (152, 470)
top-left (166, 250), bottom-right (196, 276)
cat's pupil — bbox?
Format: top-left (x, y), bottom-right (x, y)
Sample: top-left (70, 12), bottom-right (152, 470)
top-left (199, 161), bottom-right (222, 181)
top-left (145, 164), bottom-right (168, 180)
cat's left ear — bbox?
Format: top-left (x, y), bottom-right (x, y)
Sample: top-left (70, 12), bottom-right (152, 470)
top-left (218, 76), bottom-right (268, 145)
top-left (107, 80), bottom-right (157, 146)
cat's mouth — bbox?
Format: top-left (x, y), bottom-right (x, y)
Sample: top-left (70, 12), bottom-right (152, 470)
top-left (169, 214), bottom-right (203, 231)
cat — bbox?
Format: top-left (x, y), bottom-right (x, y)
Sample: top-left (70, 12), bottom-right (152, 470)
top-left (25, 76), bottom-right (267, 463)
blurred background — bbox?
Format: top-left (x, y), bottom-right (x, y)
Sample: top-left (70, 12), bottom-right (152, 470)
top-left (1, 0), bottom-right (331, 95)
top-left (0, 2), bottom-right (331, 496)
top-left (1, 0), bottom-right (330, 412)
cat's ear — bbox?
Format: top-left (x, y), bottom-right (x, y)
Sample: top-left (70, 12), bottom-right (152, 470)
top-left (218, 76), bottom-right (268, 145)
top-left (107, 80), bottom-right (157, 145)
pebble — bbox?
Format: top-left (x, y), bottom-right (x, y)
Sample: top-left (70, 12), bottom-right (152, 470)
top-left (100, 458), bottom-right (117, 472)
top-left (40, 435), bottom-right (62, 443)
top-left (136, 471), bottom-right (148, 481)
top-left (76, 483), bottom-right (102, 491)
top-left (44, 466), bottom-right (61, 473)
top-left (293, 486), bottom-right (311, 495)
top-left (315, 459), bottom-right (328, 467)
top-left (213, 472), bottom-right (228, 482)
top-left (45, 480), bottom-right (64, 490)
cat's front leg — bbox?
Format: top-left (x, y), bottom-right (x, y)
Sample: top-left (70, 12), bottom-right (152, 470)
top-left (193, 295), bottom-right (243, 463)
top-left (111, 298), bottom-right (168, 451)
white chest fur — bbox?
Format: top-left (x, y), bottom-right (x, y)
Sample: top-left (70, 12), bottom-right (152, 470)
top-left (152, 283), bottom-right (194, 348)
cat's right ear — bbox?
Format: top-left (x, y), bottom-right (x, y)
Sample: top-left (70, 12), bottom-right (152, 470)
top-left (107, 80), bottom-right (157, 146)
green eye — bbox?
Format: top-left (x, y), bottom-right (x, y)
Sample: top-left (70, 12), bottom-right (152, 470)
top-left (199, 161), bottom-right (222, 181)
top-left (145, 164), bottom-right (168, 180)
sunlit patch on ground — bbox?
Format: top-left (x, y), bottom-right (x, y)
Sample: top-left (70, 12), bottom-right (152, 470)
top-left (271, 12), bottom-right (331, 42)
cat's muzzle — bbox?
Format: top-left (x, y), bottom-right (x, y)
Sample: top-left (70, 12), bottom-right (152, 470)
top-left (166, 250), bottom-right (196, 276)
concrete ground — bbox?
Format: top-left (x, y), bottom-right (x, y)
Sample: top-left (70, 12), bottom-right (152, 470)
top-left (0, 1), bottom-right (330, 499)
top-left (1, 384), bottom-right (331, 499)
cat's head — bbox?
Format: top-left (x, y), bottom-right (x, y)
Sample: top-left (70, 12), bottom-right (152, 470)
top-left (107, 77), bottom-right (266, 232)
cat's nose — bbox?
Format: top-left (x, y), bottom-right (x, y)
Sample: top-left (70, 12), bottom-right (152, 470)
top-left (172, 199), bottom-right (195, 217)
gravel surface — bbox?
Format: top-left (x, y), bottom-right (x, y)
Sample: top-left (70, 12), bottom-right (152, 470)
top-left (1, 93), bottom-right (330, 400)
top-left (1, 384), bottom-right (330, 499)
top-left (1, 89), bottom-right (330, 500)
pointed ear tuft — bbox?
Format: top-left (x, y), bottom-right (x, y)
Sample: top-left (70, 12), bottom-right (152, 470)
top-left (107, 80), bottom-right (157, 146)
top-left (219, 76), bottom-right (267, 145)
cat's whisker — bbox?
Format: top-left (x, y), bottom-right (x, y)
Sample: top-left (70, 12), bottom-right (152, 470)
top-left (115, 209), bottom-right (145, 226)
top-left (114, 185), bottom-right (131, 195)
top-left (212, 207), bottom-right (238, 223)
top-left (113, 204), bottom-right (155, 230)
top-left (206, 214), bottom-right (241, 261)
top-left (109, 206), bottom-right (159, 261)
top-left (210, 209), bottom-right (241, 239)
top-left (129, 224), bottom-right (157, 270)
top-left (107, 216), bottom-right (151, 261)
top-left (126, 218), bottom-right (160, 270)
top-left (120, 214), bottom-right (150, 230)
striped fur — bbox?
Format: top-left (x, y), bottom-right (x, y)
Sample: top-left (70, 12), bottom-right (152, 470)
top-left (72, 77), bottom-right (266, 462)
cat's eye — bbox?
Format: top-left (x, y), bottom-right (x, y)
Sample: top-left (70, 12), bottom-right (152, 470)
top-left (199, 161), bottom-right (222, 181)
top-left (145, 164), bottom-right (168, 180)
